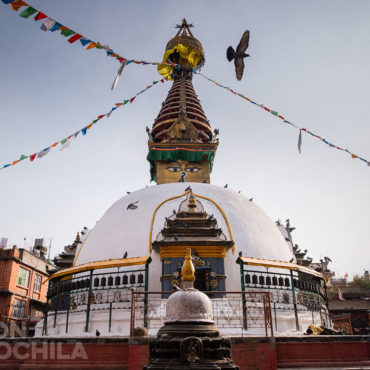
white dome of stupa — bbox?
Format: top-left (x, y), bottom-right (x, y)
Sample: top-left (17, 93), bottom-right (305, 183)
top-left (74, 182), bottom-right (294, 292)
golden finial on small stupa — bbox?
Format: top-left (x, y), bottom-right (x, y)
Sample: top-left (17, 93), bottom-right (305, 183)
top-left (182, 248), bottom-right (195, 284)
top-left (188, 193), bottom-right (197, 211)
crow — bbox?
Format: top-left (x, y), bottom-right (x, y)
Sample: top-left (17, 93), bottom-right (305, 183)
top-left (249, 198), bottom-right (253, 202)
top-left (207, 214), bottom-right (214, 220)
top-left (96, 329), bottom-right (100, 337)
top-left (123, 251), bottom-right (128, 259)
top-left (185, 186), bottom-right (192, 192)
top-left (224, 184), bottom-right (228, 188)
top-left (227, 30), bottom-right (250, 81)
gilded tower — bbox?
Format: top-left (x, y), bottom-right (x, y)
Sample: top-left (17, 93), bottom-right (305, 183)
top-left (147, 19), bottom-right (218, 184)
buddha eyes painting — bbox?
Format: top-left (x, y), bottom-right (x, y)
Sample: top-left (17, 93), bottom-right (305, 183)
top-left (167, 161), bottom-right (200, 174)
top-left (160, 160), bottom-right (206, 183)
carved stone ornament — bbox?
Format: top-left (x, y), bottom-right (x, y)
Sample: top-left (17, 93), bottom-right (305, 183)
top-left (181, 337), bottom-right (203, 363)
top-left (167, 111), bottom-right (200, 142)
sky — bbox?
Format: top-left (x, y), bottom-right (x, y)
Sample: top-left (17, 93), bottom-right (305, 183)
top-left (0, 0), bottom-right (369, 280)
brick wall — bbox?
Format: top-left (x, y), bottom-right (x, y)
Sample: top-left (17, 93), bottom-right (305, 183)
top-left (0, 336), bottom-right (368, 369)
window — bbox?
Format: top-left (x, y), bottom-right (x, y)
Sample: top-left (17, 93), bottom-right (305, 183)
top-left (17, 267), bottom-right (29, 287)
top-left (34, 274), bottom-right (42, 292)
top-left (12, 299), bottom-right (25, 318)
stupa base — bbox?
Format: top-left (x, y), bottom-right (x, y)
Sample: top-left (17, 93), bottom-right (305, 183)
top-left (144, 322), bottom-right (239, 370)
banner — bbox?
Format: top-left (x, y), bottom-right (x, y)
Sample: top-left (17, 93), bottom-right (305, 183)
top-left (198, 73), bottom-right (369, 167)
top-left (2, 0), bottom-right (176, 69)
top-left (0, 79), bottom-right (165, 170)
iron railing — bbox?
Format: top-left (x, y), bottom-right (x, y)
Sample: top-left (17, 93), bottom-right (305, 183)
top-left (129, 290), bottom-right (274, 337)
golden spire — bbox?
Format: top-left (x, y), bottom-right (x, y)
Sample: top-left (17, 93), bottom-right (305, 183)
top-left (182, 248), bottom-right (195, 283)
top-left (147, 20), bottom-right (218, 184)
top-left (187, 193), bottom-right (197, 212)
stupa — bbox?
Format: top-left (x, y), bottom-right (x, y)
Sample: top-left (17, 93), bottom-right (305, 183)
top-left (144, 248), bottom-right (238, 369)
top-left (37, 19), bottom-right (329, 338)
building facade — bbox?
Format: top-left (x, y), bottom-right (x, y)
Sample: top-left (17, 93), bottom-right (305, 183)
top-left (0, 246), bottom-right (54, 336)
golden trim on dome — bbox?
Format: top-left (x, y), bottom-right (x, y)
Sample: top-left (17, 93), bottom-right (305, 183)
top-left (73, 228), bottom-right (93, 265)
top-left (46, 256), bottom-right (151, 283)
top-left (238, 256), bottom-right (325, 280)
top-left (149, 190), bottom-right (234, 254)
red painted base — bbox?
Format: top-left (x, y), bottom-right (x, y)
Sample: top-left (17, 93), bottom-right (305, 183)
top-left (0, 336), bottom-right (368, 369)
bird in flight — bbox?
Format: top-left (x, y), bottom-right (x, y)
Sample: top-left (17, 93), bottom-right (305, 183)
top-left (227, 30), bottom-right (250, 81)
top-left (127, 201), bottom-right (138, 210)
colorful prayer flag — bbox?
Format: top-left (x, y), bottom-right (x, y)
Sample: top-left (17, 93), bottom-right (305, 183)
top-left (86, 42), bottom-right (98, 50)
top-left (68, 33), bottom-right (82, 44)
top-left (61, 28), bottom-right (76, 37)
top-left (37, 147), bottom-right (51, 158)
top-left (34, 12), bottom-right (47, 21)
top-left (10, 0), bottom-right (27, 11)
top-left (40, 18), bottom-right (55, 31)
top-left (59, 137), bottom-right (73, 151)
top-left (79, 38), bottom-right (91, 47)
top-left (29, 153), bottom-right (36, 161)
top-left (19, 6), bottom-right (37, 18)
top-left (111, 60), bottom-right (127, 91)
top-left (49, 22), bottom-right (62, 32)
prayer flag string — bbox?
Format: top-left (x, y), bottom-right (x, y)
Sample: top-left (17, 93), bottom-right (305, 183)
top-left (0, 79), bottom-right (165, 170)
top-left (1, 0), bottom-right (175, 69)
top-left (197, 72), bottom-right (369, 167)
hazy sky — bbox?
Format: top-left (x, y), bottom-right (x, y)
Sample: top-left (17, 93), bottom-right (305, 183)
top-left (1, 0), bottom-right (369, 279)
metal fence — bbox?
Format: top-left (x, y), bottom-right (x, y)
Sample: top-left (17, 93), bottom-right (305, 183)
top-left (130, 290), bottom-right (273, 337)
top-left (44, 285), bottom-right (326, 337)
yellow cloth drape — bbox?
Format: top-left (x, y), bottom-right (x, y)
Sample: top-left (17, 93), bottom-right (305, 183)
top-left (157, 43), bottom-right (203, 80)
